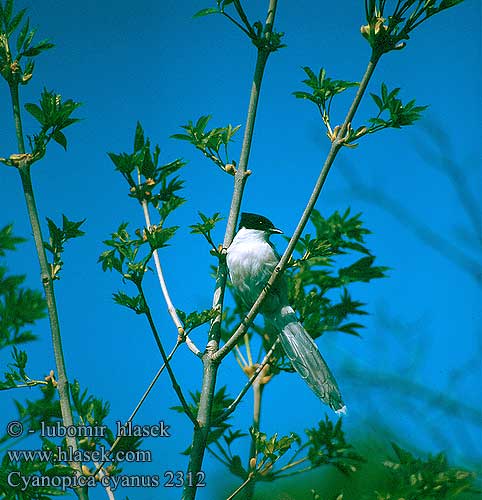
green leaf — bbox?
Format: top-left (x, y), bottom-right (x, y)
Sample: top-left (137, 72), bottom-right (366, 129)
top-left (370, 92), bottom-right (383, 111)
top-left (145, 225), bottom-right (178, 250)
top-left (52, 130), bottom-right (67, 150)
top-left (21, 40), bottom-right (54, 57)
top-left (306, 416), bottom-right (363, 473)
top-left (61, 215), bottom-right (85, 239)
top-left (439, 0), bottom-right (465, 11)
top-left (177, 308), bottom-right (217, 332)
top-left (194, 7), bottom-right (220, 18)
top-left (338, 256), bottom-right (388, 284)
top-left (43, 215), bottom-right (85, 279)
top-left (24, 102), bottom-right (44, 124)
top-left (134, 121), bottom-right (145, 152)
top-left (0, 225), bottom-right (25, 256)
top-left (113, 291), bottom-right (147, 314)
top-left (190, 212), bottom-right (223, 235)
top-left (7, 7), bottom-right (25, 36)
top-left (16, 18), bottom-right (30, 52)
top-left (381, 82), bottom-right (388, 101)
top-left (2, 0), bottom-right (13, 23)
top-left (302, 66), bottom-right (317, 85)
top-left (170, 133), bottom-right (192, 141)
top-left (294, 67), bottom-right (358, 126)
top-left (196, 115), bottom-right (211, 133)
top-left (172, 116), bottom-right (240, 169)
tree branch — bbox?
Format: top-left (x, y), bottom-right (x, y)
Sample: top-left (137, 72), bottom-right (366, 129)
top-left (7, 78), bottom-right (88, 500)
top-left (183, 2), bottom-right (279, 499)
top-left (214, 55), bottom-right (380, 362)
top-left (141, 199), bottom-right (202, 357)
top-left (137, 285), bottom-right (198, 426)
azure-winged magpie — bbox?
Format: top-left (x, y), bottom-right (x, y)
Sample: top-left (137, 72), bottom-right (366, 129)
top-left (226, 212), bottom-right (346, 413)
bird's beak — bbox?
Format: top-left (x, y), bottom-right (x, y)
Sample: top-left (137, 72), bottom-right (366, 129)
top-left (270, 227), bottom-right (283, 234)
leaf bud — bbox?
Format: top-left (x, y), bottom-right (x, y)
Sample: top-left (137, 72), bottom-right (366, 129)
top-left (81, 465), bottom-right (91, 476)
top-left (10, 61), bottom-right (20, 73)
top-left (360, 24), bottom-right (370, 38)
top-left (225, 163), bottom-right (236, 174)
top-left (21, 73), bottom-right (33, 84)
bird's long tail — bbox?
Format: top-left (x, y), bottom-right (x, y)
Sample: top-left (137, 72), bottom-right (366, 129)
top-left (268, 306), bottom-right (346, 414)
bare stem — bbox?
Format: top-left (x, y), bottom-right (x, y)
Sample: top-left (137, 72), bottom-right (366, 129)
top-left (93, 462), bottom-right (115, 500)
top-left (223, 3), bottom-right (278, 249)
top-left (0, 379), bottom-right (48, 391)
top-left (141, 200), bottom-right (201, 356)
top-left (8, 80), bottom-right (88, 500)
top-left (226, 473), bottom-right (255, 500)
top-left (245, 377), bottom-right (263, 500)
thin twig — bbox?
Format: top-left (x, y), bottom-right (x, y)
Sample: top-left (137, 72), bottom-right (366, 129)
top-left (246, 376), bottom-right (263, 500)
top-left (0, 379), bottom-right (48, 391)
top-left (138, 285), bottom-right (198, 426)
top-left (214, 338), bottom-right (279, 425)
top-left (141, 199), bottom-right (202, 357)
top-left (244, 334), bottom-right (253, 366)
top-left (274, 464), bottom-right (317, 479)
top-left (222, 12), bottom-right (252, 37)
top-left (235, 345), bottom-right (248, 367)
top-left (226, 474), bottom-right (255, 500)
top-left (92, 340), bottom-right (182, 478)
top-left (276, 456), bottom-right (308, 473)
top-left (93, 462), bottom-right (115, 500)
top-left (233, 0), bottom-right (256, 37)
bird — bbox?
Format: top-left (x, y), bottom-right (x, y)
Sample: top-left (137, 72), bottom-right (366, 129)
top-left (226, 212), bottom-right (346, 414)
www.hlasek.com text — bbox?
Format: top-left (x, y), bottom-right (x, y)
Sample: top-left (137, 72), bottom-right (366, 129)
top-left (7, 445), bottom-right (151, 464)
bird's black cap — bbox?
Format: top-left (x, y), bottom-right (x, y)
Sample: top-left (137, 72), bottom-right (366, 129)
top-left (239, 212), bottom-right (283, 234)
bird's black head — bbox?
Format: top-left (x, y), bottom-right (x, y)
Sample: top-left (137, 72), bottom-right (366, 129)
top-left (239, 212), bottom-right (283, 234)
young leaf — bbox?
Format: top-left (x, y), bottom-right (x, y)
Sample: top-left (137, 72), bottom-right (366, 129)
top-left (194, 7), bottom-right (220, 18)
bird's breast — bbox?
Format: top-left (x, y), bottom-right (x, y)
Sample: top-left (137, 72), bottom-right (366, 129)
top-left (226, 238), bottom-right (277, 306)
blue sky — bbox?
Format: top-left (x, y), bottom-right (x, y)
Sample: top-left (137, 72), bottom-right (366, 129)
top-left (1, 1), bottom-right (481, 499)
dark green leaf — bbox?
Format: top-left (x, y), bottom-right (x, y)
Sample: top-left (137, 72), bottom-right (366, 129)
top-left (134, 121), bottom-right (145, 152)
top-left (7, 7), bottom-right (25, 35)
top-left (194, 7), bottom-right (220, 18)
top-left (24, 102), bottom-right (44, 124)
top-left (52, 130), bottom-right (67, 150)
